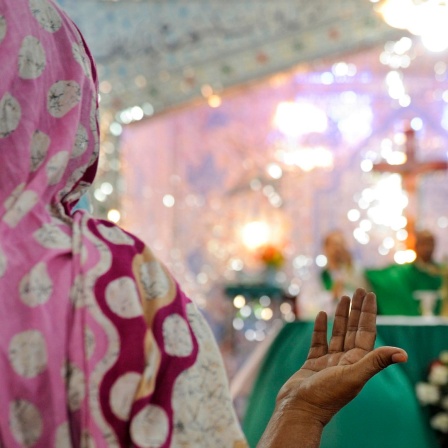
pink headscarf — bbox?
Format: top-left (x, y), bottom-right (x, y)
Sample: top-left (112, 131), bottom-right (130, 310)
top-left (0, 1), bottom-right (246, 446)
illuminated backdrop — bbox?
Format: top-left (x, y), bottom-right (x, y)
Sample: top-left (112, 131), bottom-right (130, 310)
top-left (119, 39), bottom-right (448, 312)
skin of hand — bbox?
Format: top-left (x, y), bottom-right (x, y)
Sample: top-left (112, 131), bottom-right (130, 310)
top-left (258, 289), bottom-right (408, 448)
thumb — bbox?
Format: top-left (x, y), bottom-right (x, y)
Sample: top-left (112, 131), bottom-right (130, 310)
top-left (352, 346), bottom-right (408, 384)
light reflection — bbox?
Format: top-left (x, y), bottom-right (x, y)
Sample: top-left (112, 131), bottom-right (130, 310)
top-left (208, 95), bottom-right (222, 108)
top-left (230, 258), bottom-right (244, 271)
top-left (109, 122), bottom-right (122, 136)
top-left (376, 0), bottom-right (448, 52)
top-left (361, 160), bottom-right (373, 172)
top-left (315, 255), bottom-right (327, 267)
top-left (363, 174), bottom-right (407, 227)
top-left (279, 146), bottom-right (333, 171)
top-left (233, 318), bottom-right (244, 330)
top-left (379, 246), bottom-right (390, 256)
top-left (240, 305), bottom-right (252, 318)
top-left (321, 72), bottom-right (334, 85)
top-left (353, 228), bottom-right (370, 245)
top-left (411, 117), bottom-right (423, 131)
top-left (385, 151), bottom-right (407, 165)
top-left (383, 237), bottom-right (395, 249)
top-left (394, 249), bottom-right (416, 264)
top-left (347, 209), bottom-right (361, 222)
top-left (273, 101), bottom-right (328, 138)
top-left (260, 308), bottom-right (273, 321)
top-left (397, 229), bottom-right (408, 241)
top-left (337, 104), bottom-right (373, 144)
top-left (233, 295), bottom-right (246, 309)
top-left (131, 106), bottom-right (144, 121)
top-left (438, 217), bottom-right (448, 228)
top-left (241, 221), bottom-right (271, 250)
top-left (100, 182), bottom-right (113, 195)
top-left (163, 194), bottom-right (175, 208)
top-left (107, 209), bottom-right (121, 223)
top-left (360, 219), bottom-right (372, 232)
top-left (267, 163), bottom-right (283, 179)
top-left (94, 189), bottom-right (107, 202)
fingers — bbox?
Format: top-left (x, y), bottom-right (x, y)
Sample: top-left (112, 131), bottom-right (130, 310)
top-left (348, 346), bottom-right (408, 386)
top-left (354, 291), bottom-right (378, 351)
top-left (309, 290), bottom-right (379, 360)
top-left (328, 296), bottom-right (350, 353)
top-left (343, 288), bottom-right (365, 351)
top-left (307, 311), bottom-right (328, 360)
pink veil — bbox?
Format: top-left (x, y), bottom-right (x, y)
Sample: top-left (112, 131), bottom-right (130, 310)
top-left (0, 1), bottom-right (246, 446)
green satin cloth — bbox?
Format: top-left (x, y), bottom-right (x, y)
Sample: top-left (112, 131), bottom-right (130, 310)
top-left (365, 263), bottom-right (442, 316)
top-left (243, 320), bottom-right (447, 448)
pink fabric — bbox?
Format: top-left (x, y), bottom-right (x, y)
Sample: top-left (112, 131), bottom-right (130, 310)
top-left (0, 1), bottom-right (246, 446)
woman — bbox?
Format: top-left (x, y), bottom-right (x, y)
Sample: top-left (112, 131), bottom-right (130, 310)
top-left (0, 1), bottom-right (406, 446)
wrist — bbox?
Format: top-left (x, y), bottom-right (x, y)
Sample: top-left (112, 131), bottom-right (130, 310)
top-left (275, 394), bottom-right (330, 428)
top-left (275, 381), bottom-right (336, 427)
top-left (258, 400), bottom-right (325, 448)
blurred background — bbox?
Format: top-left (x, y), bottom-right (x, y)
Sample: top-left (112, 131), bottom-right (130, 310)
top-left (56, 0), bottom-right (448, 378)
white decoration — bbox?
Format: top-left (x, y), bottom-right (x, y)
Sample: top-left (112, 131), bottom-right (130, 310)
top-left (62, 166), bottom-right (88, 202)
top-left (19, 262), bottom-right (53, 307)
top-left (162, 314), bottom-right (193, 357)
top-left (431, 412), bottom-right (448, 433)
top-left (140, 261), bottom-right (170, 300)
top-left (9, 330), bottom-right (48, 378)
top-left (440, 351), bottom-right (448, 364)
top-left (0, 92), bottom-right (21, 139)
top-left (130, 405), bottom-right (169, 448)
top-left (10, 400), bottom-right (43, 447)
top-left (89, 94), bottom-right (99, 160)
top-left (29, 0), bottom-right (62, 33)
top-left (142, 341), bottom-right (160, 385)
top-left (66, 363), bottom-right (86, 412)
top-left (0, 15), bottom-right (7, 44)
top-left (81, 246), bottom-right (89, 265)
top-left (81, 431), bottom-right (96, 448)
top-left (55, 422), bottom-right (72, 448)
top-left (105, 277), bottom-right (143, 319)
top-left (0, 245), bottom-right (7, 278)
top-left (170, 303), bottom-right (244, 447)
top-left (30, 130), bottom-right (50, 171)
top-left (429, 364), bottom-right (448, 386)
top-left (3, 183), bottom-right (25, 210)
top-left (34, 223), bottom-right (71, 249)
top-left (47, 81), bottom-right (81, 118)
top-left (72, 42), bottom-right (92, 79)
top-left (84, 326), bottom-right (96, 359)
top-left (46, 151), bottom-right (69, 185)
top-left (71, 124), bottom-right (89, 158)
top-left (69, 275), bottom-right (84, 308)
top-left (97, 224), bottom-right (134, 246)
top-left (110, 372), bottom-right (141, 420)
top-left (18, 36), bottom-right (46, 79)
top-left (2, 190), bottom-right (38, 228)
top-left (416, 381), bottom-right (440, 404)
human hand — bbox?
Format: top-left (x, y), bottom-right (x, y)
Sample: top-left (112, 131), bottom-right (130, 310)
top-left (278, 288), bottom-right (407, 425)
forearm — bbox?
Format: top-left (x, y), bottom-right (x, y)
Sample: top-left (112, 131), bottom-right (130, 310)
top-left (257, 402), bottom-right (324, 448)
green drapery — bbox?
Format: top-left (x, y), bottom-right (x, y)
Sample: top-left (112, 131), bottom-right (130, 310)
top-left (243, 320), bottom-right (447, 448)
top-left (365, 263), bottom-right (442, 316)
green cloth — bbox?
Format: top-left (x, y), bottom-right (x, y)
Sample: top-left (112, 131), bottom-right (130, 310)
top-left (365, 263), bottom-right (442, 316)
top-left (321, 269), bottom-right (333, 291)
top-left (243, 321), bottom-right (443, 448)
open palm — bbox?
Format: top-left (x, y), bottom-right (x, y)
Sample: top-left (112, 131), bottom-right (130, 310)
top-left (276, 289), bottom-right (408, 426)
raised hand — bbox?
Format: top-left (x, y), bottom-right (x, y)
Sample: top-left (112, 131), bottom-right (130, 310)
top-left (258, 289), bottom-right (407, 448)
